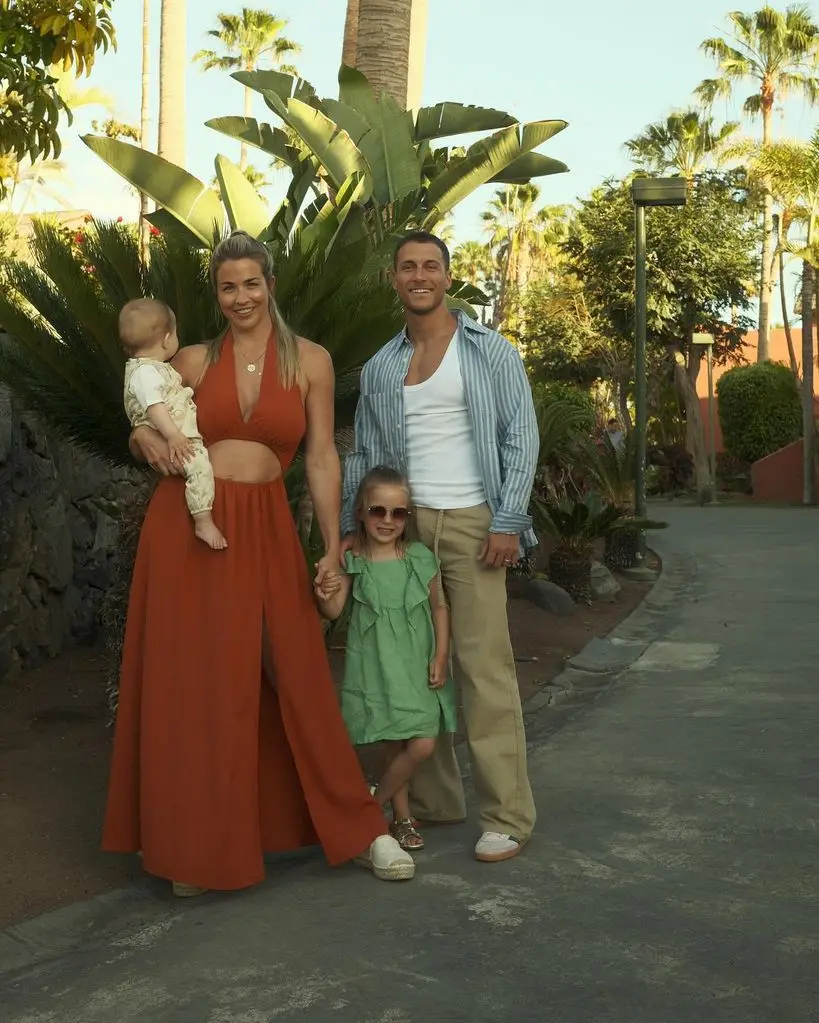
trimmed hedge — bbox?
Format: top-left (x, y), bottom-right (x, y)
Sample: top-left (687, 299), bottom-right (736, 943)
top-left (716, 361), bottom-right (802, 464)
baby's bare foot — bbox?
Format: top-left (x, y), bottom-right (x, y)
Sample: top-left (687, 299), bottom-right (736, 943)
top-left (194, 515), bottom-right (228, 550)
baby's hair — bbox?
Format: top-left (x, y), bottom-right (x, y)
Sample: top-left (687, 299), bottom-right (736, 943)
top-left (119, 298), bottom-right (176, 355)
top-left (355, 465), bottom-right (411, 553)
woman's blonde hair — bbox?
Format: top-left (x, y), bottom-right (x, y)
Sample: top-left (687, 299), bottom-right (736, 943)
top-left (208, 230), bottom-right (301, 389)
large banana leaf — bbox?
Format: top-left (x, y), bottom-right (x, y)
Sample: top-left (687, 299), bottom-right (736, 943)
top-left (492, 152), bottom-right (569, 184)
top-left (415, 101), bottom-right (517, 141)
top-left (256, 92), bottom-right (373, 199)
top-left (205, 116), bottom-right (299, 168)
top-left (424, 120), bottom-right (569, 226)
top-left (327, 70), bottom-right (421, 204)
top-left (82, 136), bottom-right (226, 245)
top-left (233, 69), bottom-right (318, 106)
top-left (214, 154), bottom-right (270, 238)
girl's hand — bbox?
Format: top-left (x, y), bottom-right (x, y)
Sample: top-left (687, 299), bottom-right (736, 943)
top-left (314, 571), bottom-right (342, 602)
top-left (429, 657), bottom-right (447, 689)
top-left (315, 551), bottom-right (340, 590)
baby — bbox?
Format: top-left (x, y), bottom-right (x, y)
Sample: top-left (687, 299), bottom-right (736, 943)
top-left (120, 298), bottom-right (227, 550)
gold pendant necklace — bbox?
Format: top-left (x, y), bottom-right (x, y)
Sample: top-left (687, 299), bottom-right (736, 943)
top-left (236, 343), bottom-right (267, 374)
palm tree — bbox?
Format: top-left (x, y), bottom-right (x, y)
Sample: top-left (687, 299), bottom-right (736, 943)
top-left (194, 9), bottom-right (300, 170)
top-left (139, 0), bottom-right (151, 260)
top-left (625, 109), bottom-right (740, 178)
top-left (158, 0), bottom-right (186, 167)
top-left (342, 0), bottom-right (359, 70)
top-left (696, 4), bottom-right (819, 362)
top-left (355, 0), bottom-right (413, 108)
top-left (746, 131), bottom-right (819, 502)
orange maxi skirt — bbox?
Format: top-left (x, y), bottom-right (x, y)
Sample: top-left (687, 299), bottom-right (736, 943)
top-left (103, 475), bottom-right (387, 890)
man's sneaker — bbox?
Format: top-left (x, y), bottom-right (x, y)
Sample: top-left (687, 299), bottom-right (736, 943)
top-left (355, 834), bottom-right (416, 881)
top-left (474, 832), bottom-right (522, 863)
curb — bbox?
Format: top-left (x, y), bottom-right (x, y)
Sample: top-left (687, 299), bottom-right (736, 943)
top-left (521, 532), bottom-right (698, 745)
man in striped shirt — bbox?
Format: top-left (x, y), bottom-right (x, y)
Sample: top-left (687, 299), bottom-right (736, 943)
top-left (341, 231), bottom-right (538, 863)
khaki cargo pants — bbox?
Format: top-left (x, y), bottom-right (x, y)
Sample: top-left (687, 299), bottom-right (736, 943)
top-left (408, 503), bottom-right (536, 841)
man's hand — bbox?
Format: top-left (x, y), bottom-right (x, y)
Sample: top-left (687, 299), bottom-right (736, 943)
top-left (478, 532), bottom-right (519, 569)
top-left (338, 532), bottom-right (356, 568)
top-left (131, 426), bottom-right (183, 476)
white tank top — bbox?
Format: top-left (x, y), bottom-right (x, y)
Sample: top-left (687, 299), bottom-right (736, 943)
top-left (403, 336), bottom-right (486, 509)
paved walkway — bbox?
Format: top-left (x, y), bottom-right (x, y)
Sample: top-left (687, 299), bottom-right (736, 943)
top-left (2, 504), bottom-right (818, 1022)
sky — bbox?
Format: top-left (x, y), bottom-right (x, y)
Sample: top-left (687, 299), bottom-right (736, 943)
top-left (34, 0), bottom-right (819, 246)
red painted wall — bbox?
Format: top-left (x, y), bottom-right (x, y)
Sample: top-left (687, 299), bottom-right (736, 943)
top-left (751, 440), bottom-right (805, 504)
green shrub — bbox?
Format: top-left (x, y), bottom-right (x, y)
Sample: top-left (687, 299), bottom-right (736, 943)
top-left (716, 361), bottom-right (802, 464)
top-left (530, 381), bottom-right (596, 433)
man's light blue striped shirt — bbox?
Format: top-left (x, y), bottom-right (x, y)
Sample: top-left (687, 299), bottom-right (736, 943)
top-left (341, 312), bottom-right (539, 549)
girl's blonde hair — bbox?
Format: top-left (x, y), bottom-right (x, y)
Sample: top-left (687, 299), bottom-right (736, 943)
top-left (208, 230), bottom-right (301, 389)
top-left (355, 466), bottom-right (411, 555)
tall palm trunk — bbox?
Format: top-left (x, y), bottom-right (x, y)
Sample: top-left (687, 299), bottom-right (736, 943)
top-left (801, 259), bottom-right (815, 504)
top-left (240, 79), bottom-right (252, 170)
top-left (757, 96), bottom-right (774, 362)
top-left (406, 0), bottom-right (428, 113)
top-left (355, 0), bottom-right (413, 107)
top-left (342, 0), bottom-right (359, 69)
top-left (157, 0), bottom-right (186, 167)
top-left (139, 0), bottom-right (151, 261)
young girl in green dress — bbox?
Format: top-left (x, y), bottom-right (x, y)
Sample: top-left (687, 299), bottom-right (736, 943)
top-left (314, 466), bottom-right (457, 852)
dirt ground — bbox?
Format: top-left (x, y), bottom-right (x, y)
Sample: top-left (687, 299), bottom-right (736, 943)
top-left (0, 564), bottom-right (654, 931)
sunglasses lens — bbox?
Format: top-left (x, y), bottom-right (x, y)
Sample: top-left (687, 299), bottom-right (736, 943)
top-left (366, 505), bottom-right (409, 522)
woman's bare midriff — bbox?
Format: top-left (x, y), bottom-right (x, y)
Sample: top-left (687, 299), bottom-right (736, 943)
top-left (208, 439), bottom-right (283, 483)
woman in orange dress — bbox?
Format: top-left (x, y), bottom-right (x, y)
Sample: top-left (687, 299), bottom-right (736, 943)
top-left (103, 230), bottom-right (415, 894)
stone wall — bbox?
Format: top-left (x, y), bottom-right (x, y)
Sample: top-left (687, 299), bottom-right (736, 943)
top-left (0, 387), bottom-right (145, 681)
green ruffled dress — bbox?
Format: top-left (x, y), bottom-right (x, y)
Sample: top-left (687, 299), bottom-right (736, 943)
top-left (341, 542), bottom-right (458, 745)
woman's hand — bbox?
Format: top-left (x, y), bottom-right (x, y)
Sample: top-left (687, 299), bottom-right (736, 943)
top-left (315, 550), bottom-right (341, 591)
top-left (132, 426), bottom-right (183, 476)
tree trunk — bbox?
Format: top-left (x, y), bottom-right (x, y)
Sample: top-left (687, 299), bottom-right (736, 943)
top-left (406, 0), bottom-right (428, 113)
top-left (139, 0), bottom-right (151, 262)
top-left (672, 344), bottom-right (708, 493)
top-left (801, 260), bottom-right (815, 504)
top-left (780, 245), bottom-right (799, 379)
top-left (342, 0), bottom-right (359, 69)
top-left (757, 104), bottom-right (773, 362)
top-left (240, 82), bottom-right (252, 171)
top-left (157, 0), bottom-right (186, 166)
top-left (356, 0), bottom-right (413, 107)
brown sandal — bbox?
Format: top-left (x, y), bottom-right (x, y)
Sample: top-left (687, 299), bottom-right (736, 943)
top-left (391, 818), bottom-right (425, 851)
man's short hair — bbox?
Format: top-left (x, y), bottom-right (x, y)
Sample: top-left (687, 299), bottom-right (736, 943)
top-left (119, 298), bottom-right (175, 354)
top-left (393, 231), bottom-right (450, 271)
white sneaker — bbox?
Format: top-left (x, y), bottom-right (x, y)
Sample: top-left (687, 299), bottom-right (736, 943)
top-left (356, 834), bottom-right (416, 881)
top-left (474, 832), bottom-right (522, 863)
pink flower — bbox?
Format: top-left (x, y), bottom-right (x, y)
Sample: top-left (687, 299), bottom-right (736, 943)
top-left (116, 216), bottom-right (123, 223)
top-left (149, 226), bottom-right (161, 237)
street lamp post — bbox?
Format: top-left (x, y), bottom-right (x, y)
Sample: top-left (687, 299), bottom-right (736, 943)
top-left (630, 176), bottom-right (687, 573)
top-left (692, 332), bottom-right (717, 502)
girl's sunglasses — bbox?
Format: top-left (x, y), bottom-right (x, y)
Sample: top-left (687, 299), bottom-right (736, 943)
top-left (366, 505), bottom-right (410, 524)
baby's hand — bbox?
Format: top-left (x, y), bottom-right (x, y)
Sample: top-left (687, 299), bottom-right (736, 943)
top-left (429, 657), bottom-right (447, 690)
top-left (168, 432), bottom-right (194, 467)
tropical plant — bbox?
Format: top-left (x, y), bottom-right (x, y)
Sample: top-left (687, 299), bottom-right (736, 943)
top-left (194, 9), bottom-right (300, 170)
top-left (697, 4), bottom-right (819, 362)
top-left (533, 491), bottom-right (625, 602)
top-left (625, 109), bottom-right (740, 179)
top-left (204, 66), bottom-right (568, 232)
top-left (716, 360), bottom-right (803, 464)
top-left (0, 0), bottom-right (115, 187)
